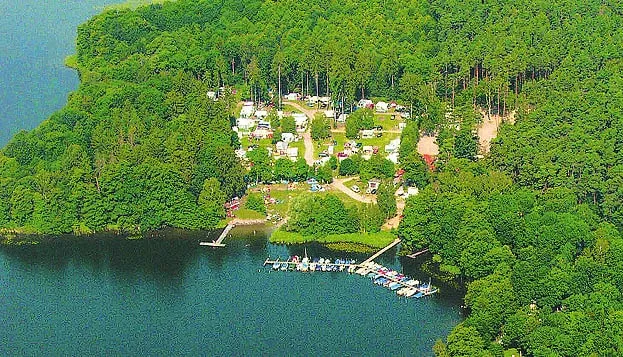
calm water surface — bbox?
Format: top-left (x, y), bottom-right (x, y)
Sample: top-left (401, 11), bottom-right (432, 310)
top-left (0, 0), bottom-right (118, 145)
top-left (0, 227), bottom-right (463, 356)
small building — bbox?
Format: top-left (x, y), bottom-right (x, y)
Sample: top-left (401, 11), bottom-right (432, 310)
top-left (287, 147), bottom-right (299, 161)
top-left (324, 110), bottom-right (335, 119)
top-left (375, 101), bottom-right (389, 113)
top-left (336, 113), bottom-right (348, 123)
top-left (293, 113), bottom-right (308, 132)
top-left (236, 118), bottom-right (256, 131)
top-left (286, 93), bottom-right (300, 101)
top-left (327, 145), bottom-right (334, 155)
top-left (207, 91), bottom-right (217, 100)
top-left (361, 129), bottom-right (375, 139)
top-left (362, 146), bottom-right (374, 155)
top-left (319, 96), bottom-right (331, 107)
top-left (276, 141), bottom-right (288, 153)
top-left (281, 132), bottom-right (296, 143)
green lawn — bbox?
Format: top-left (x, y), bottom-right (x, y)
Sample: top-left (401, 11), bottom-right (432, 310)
top-left (234, 208), bottom-right (265, 220)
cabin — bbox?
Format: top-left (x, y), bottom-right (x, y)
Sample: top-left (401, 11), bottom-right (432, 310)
top-left (362, 145), bottom-right (374, 155)
top-left (324, 110), bottom-right (335, 119)
top-left (293, 113), bottom-right (308, 132)
top-left (375, 101), bottom-right (389, 113)
top-left (361, 129), bottom-right (375, 139)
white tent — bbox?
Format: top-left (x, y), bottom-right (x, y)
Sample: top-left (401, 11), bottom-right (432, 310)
top-left (375, 101), bottom-right (389, 113)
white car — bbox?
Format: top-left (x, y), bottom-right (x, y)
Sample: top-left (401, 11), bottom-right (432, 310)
top-left (351, 185), bottom-right (360, 193)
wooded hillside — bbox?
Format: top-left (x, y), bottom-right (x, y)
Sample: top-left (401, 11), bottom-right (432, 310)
top-left (0, 0), bottom-right (622, 354)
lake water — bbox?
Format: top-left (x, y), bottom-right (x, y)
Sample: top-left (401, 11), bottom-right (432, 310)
top-left (0, 0), bottom-right (118, 146)
top-left (0, 227), bottom-right (463, 356)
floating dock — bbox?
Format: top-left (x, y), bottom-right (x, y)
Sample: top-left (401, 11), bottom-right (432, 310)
top-left (199, 223), bottom-right (235, 247)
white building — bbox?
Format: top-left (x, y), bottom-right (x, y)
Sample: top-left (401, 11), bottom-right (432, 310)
top-left (324, 110), bottom-right (335, 119)
top-left (281, 132), bottom-right (296, 143)
top-left (337, 113), bottom-right (348, 123)
top-left (286, 93), bottom-right (300, 101)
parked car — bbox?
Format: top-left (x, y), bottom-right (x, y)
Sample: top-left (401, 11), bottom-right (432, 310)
top-left (351, 185), bottom-right (360, 193)
top-left (319, 152), bottom-right (329, 158)
top-left (371, 188), bottom-right (378, 194)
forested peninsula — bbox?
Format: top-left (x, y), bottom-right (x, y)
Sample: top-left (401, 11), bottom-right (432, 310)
top-left (1, 0), bottom-right (623, 355)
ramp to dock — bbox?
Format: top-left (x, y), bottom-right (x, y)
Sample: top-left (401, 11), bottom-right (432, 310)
top-left (406, 248), bottom-right (429, 259)
top-left (361, 238), bottom-right (401, 265)
top-left (199, 223), bottom-right (234, 247)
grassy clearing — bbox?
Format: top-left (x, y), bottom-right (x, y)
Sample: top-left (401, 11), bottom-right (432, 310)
top-left (270, 229), bottom-right (396, 249)
top-left (234, 208), bottom-right (265, 220)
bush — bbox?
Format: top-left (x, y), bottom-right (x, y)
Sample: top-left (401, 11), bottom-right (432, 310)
top-left (245, 193), bottom-right (266, 214)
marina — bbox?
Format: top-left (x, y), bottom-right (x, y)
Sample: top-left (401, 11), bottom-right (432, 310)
top-left (263, 239), bottom-right (439, 298)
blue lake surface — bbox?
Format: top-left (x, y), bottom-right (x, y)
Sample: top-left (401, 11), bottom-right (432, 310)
top-left (0, 227), bottom-right (463, 356)
top-left (0, 0), bottom-right (118, 146)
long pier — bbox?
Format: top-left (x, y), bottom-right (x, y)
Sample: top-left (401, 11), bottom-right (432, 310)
top-left (360, 238), bottom-right (402, 265)
top-left (200, 223), bottom-right (235, 247)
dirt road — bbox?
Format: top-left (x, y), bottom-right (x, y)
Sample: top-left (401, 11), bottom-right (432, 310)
top-left (301, 131), bottom-right (315, 166)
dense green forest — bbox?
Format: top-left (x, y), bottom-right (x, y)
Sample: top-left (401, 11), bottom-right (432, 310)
top-left (1, 0), bottom-right (622, 355)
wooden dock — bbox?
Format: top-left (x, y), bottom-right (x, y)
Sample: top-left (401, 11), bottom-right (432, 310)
top-left (360, 238), bottom-right (402, 265)
top-left (406, 248), bottom-right (429, 259)
top-left (199, 223), bottom-right (235, 247)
